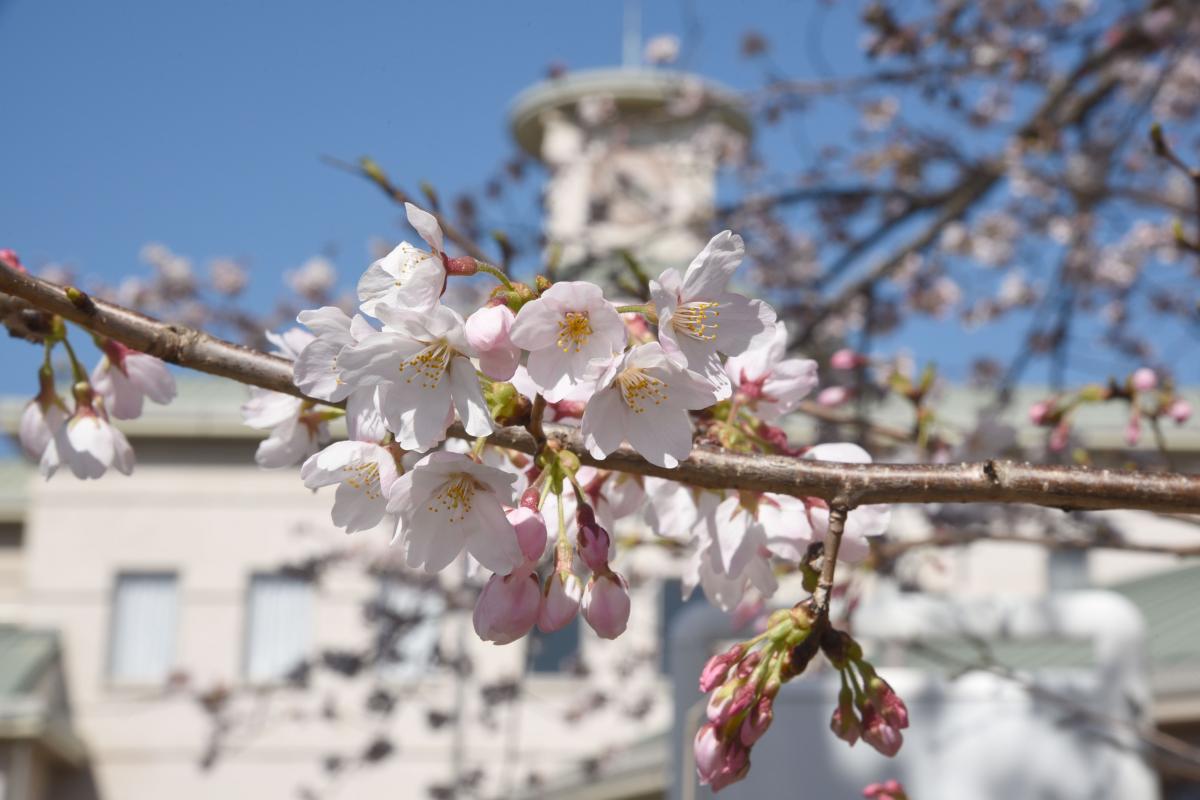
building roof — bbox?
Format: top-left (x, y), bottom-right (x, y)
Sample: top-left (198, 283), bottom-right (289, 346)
top-left (0, 626), bottom-right (88, 766)
top-left (509, 67), bottom-right (753, 157)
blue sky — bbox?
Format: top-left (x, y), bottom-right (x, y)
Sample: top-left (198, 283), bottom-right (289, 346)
top-left (1, 0), bottom-right (1186, 409)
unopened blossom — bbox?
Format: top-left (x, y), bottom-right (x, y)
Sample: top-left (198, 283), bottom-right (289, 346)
top-left (582, 572), bottom-right (630, 639)
top-left (508, 281), bottom-right (627, 402)
top-left (538, 569), bottom-right (583, 633)
top-left (1131, 367), bottom-right (1158, 392)
top-left (830, 348), bottom-right (866, 371)
top-left (507, 505), bottom-right (549, 564)
top-left (387, 451), bottom-right (524, 574)
top-left (19, 367), bottom-right (68, 461)
top-left (582, 342), bottom-right (717, 468)
top-left (860, 702), bottom-right (903, 757)
top-left (40, 386), bottom-right (134, 480)
top-left (1168, 398), bottom-right (1192, 424)
top-left (337, 303), bottom-right (491, 451)
top-left (91, 339), bottom-right (177, 420)
top-left (694, 722), bottom-right (750, 791)
top-left (724, 322), bottom-right (818, 421)
top-left (300, 441), bottom-right (400, 534)
top-left (863, 780), bottom-right (908, 800)
top-left (650, 230), bottom-right (776, 399)
top-left (817, 385), bottom-right (851, 407)
top-left (358, 203), bottom-right (447, 316)
top-left (465, 304), bottom-right (520, 381)
top-left (473, 571), bottom-right (540, 645)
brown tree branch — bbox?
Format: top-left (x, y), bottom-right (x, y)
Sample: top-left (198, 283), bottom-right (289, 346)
top-left (4, 262), bottom-right (1200, 514)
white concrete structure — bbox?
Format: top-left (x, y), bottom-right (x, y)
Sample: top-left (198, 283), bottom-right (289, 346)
top-left (510, 68), bottom-right (751, 282)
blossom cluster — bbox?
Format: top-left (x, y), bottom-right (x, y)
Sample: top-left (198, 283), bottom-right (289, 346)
top-left (9, 249), bottom-right (177, 480)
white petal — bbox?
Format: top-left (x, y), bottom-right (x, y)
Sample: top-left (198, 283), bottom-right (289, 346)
top-left (449, 357), bottom-right (494, 437)
top-left (680, 230), bottom-right (744, 300)
top-left (581, 387), bottom-right (627, 461)
top-left (405, 202), bottom-right (445, 254)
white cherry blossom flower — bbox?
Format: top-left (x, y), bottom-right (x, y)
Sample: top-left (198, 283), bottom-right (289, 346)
top-left (582, 342), bottom-right (717, 468)
top-left (40, 389), bottom-right (134, 480)
top-left (643, 478), bottom-right (724, 542)
top-left (803, 443), bottom-right (891, 561)
top-left (723, 322), bottom-right (818, 421)
top-left (301, 441), bottom-right (400, 534)
top-left (386, 452), bottom-right (525, 574)
top-left (19, 369), bottom-right (68, 461)
top-left (337, 304), bottom-right (491, 452)
top-left (508, 281), bottom-right (627, 402)
top-left (650, 230), bottom-right (777, 399)
top-left (243, 327), bottom-right (331, 468)
top-left (357, 203), bottom-right (447, 316)
top-left (91, 340), bottom-right (177, 420)
top-left (293, 306), bottom-right (375, 402)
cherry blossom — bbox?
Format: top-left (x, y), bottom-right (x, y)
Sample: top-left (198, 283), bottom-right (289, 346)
top-left (300, 441), bottom-right (400, 534)
top-left (465, 303), bottom-right (520, 381)
top-left (91, 339), bottom-right (177, 420)
top-left (581, 572), bottom-right (631, 639)
top-left (19, 367), bottom-right (68, 461)
top-left (650, 230), bottom-right (777, 399)
top-left (386, 452), bottom-right (524, 574)
top-left (538, 569), bottom-right (583, 633)
top-left (581, 342), bottom-right (717, 468)
top-left (39, 387), bottom-right (134, 480)
top-left (293, 306), bottom-right (375, 402)
top-left (804, 443), bottom-right (892, 562)
top-left (508, 281), bottom-right (627, 402)
top-left (724, 322), bottom-right (819, 420)
top-left (357, 203), bottom-right (447, 316)
top-left (473, 571), bottom-right (541, 645)
top-left (337, 303), bottom-right (491, 451)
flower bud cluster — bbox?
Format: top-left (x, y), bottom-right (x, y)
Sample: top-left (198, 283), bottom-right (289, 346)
top-left (693, 606), bottom-right (815, 792)
top-left (822, 628), bottom-right (909, 757)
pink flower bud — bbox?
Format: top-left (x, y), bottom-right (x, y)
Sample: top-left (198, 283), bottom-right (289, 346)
top-left (1028, 399), bottom-right (1053, 425)
top-left (817, 386), bottom-right (850, 407)
top-left (860, 702), bottom-right (903, 757)
top-left (699, 643), bottom-right (745, 693)
top-left (519, 487), bottom-right (541, 510)
top-left (1049, 420), bottom-right (1070, 452)
top-left (831, 349), bottom-right (864, 370)
top-left (831, 686), bottom-right (861, 746)
top-left (575, 507), bottom-right (611, 573)
top-left (537, 569), bottom-right (582, 632)
top-left (694, 723), bottom-right (725, 780)
top-left (739, 695), bottom-right (774, 747)
top-left (472, 572), bottom-right (541, 645)
top-left (581, 572), bottom-right (630, 639)
top-left (694, 723), bottom-right (751, 792)
top-left (506, 506), bottom-right (548, 565)
top-left (0, 249), bottom-right (24, 272)
top-left (465, 304), bottom-right (519, 381)
top-left (866, 675), bottom-right (909, 730)
top-left (1169, 398), bottom-right (1192, 424)
top-left (1131, 367), bottom-right (1158, 392)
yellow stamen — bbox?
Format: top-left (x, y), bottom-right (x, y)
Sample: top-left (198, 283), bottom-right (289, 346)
top-left (672, 301), bottom-right (720, 341)
top-left (343, 461), bottom-right (383, 500)
top-left (399, 340), bottom-right (452, 390)
top-left (426, 475), bottom-right (480, 523)
top-left (617, 368), bottom-right (668, 414)
top-left (557, 311), bottom-right (593, 353)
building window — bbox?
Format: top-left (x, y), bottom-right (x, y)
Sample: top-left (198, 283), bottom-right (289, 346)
top-left (376, 578), bottom-right (445, 679)
top-left (529, 618), bottom-right (581, 674)
top-left (244, 573), bottom-right (312, 683)
top-left (108, 572), bottom-right (179, 684)
top-left (661, 579), bottom-right (704, 673)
